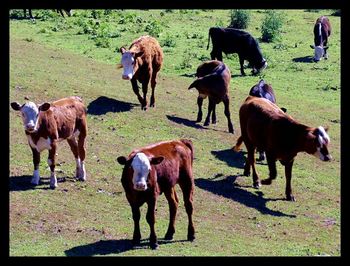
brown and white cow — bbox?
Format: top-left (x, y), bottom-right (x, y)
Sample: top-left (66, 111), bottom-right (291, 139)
top-left (118, 35), bottom-right (163, 110)
top-left (11, 96), bottom-right (87, 189)
top-left (233, 96), bottom-right (331, 201)
top-left (188, 60), bottom-right (234, 134)
top-left (310, 16), bottom-right (331, 62)
top-left (117, 139), bottom-right (195, 249)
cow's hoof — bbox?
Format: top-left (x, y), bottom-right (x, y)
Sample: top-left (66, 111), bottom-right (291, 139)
top-left (203, 122), bottom-right (210, 127)
top-left (132, 239), bottom-right (141, 246)
top-left (286, 195), bottom-right (296, 202)
top-left (187, 235), bottom-right (195, 242)
top-left (253, 182), bottom-right (261, 189)
top-left (243, 170), bottom-right (250, 177)
top-left (261, 178), bottom-right (272, 185)
top-left (164, 232), bottom-right (174, 240)
top-left (229, 129), bottom-right (234, 134)
top-left (50, 184), bottom-right (57, 190)
top-left (150, 242), bottom-right (159, 250)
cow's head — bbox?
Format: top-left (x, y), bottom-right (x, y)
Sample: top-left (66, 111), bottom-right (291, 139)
top-left (119, 47), bottom-right (144, 80)
top-left (252, 58), bottom-right (267, 75)
top-left (11, 101), bottom-right (50, 133)
top-left (308, 126), bottom-right (331, 161)
top-left (117, 152), bottom-right (164, 191)
top-left (310, 45), bottom-right (328, 62)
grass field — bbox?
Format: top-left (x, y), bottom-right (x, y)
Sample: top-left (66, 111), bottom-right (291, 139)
top-left (9, 9), bottom-right (340, 256)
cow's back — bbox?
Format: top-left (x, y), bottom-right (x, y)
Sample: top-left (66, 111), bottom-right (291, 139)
top-left (130, 35), bottom-right (163, 68)
top-left (210, 27), bottom-right (253, 53)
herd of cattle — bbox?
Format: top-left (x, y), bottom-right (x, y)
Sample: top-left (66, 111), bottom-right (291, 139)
top-left (11, 15), bottom-right (333, 249)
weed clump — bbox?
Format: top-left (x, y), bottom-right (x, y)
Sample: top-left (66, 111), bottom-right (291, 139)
top-left (229, 10), bottom-right (250, 29)
top-left (261, 10), bottom-right (284, 42)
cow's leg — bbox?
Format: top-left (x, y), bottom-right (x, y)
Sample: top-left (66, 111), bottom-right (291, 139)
top-left (31, 148), bottom-right (41, 185)
top-left (164, 187), bottom-right (179, 240)
top-left (261, 154), bottom-right (277, 185)
top-left (223, 96), bottom-right (234, 134)
top-left (257, 149), bottom-right (266, 161)
top-left (179, 174), bottom-right (195, 241)
top-left (141, 81), bottom-right (150, 111)
top-left (246, 144), bottom-right (260, 188)
top-left (196, 96), bottom-right (204, 122)
top-left (284, 160), bottom-right (295, 201)
top-left (238, 54), bottom-right (246, 76)
top-left (131, 79), bottom-right (144, 109)
top-left (146, 198), bottom-right (158, 249)
top-left (211, 103), bottom-right (217, 124)
top-left (48, 143), bottom-right (58, 189)
top-left (67, 138), bottom-right (81, 179)
top-left (150, 70), bottom-right (159, 108)
top-left (77, 124), bottom-right (87, 181)
top-left (131, 205), bottom-right (141, 246)
top-left (204, 98), bottom-right (215, 126)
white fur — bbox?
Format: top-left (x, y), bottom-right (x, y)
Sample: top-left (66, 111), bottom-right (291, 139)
top-left (318, 126), bottom-right (330, 144)
top-left (27, 135), bottom-right (51, 152)
top-left (314, 46), bottom-right (324, 61)
top-left (121, 52), bottom-right (135, 80)
top-left (31, 169), bottom-right (40, 185)
top-left (50, 172), bottom-right (57, 188)
top-left (20, 102), bottom-right (39, 132)
top-left (131, 152), bottom-right (150, 191)
top-left (80, 161), bottom-right (86, 181)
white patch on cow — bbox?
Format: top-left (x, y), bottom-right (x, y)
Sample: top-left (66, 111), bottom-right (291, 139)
top-left (121, 51), bottom-right (135, 80)
top-left (131, 152), bottom-right (150, 191)
top-left (36, 137), bottom-right (52, 152)
top-left (31, 169), bottom-right (40, 185)
top-left (318, 23), bottom-right (322, 38)
top-left (50, 171), bottom-right (58, 188)
top-left (314, 46), bottom-right (324, 61)
top-left (80, 161), bottom-right (86, 181)
top-left (313, 126), bottom-right (331, 161)
top-left (20, 102), bottom-right (40, 132)
top-left (318, 126), bottom-right (330, 145)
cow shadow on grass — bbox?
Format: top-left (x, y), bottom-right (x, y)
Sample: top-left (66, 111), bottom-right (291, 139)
top-left (9, 175), bottom-right (71, 192)
top-left (292, 56), bottom-right (314, 63)
top-left (195, 176), bottom-right (296, 218)
top-left (65, 238), bottom-right (188, 256)
top-left (166, 115), bottom-right (208, 130)
top-left (87, 96), bottom-right (137, 115)
top-left (211, 148), bottom-right (246, 169)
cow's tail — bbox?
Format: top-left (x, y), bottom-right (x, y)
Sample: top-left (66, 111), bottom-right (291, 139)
top-left (233, 136), bottom-right (244, 152)
top-left (180, 139), bottom-right (194, 164)
top-left (207, 28), bottom-right (211, 50)
top-left (188, 79), bottom-right (201, 90)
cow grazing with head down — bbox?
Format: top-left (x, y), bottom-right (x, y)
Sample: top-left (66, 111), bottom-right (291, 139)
top-left (188, 60), bottom-right (234, 134)
top-left (234, 79), bottom-right (286, 161)
top-left (11, 96), bottom-right (87, 189)
top-left (233, 96), bottom-right (331, 201)
top-left (207, 27), bottom-right (267, 76)
top-left (310, 16), bottom-right (331, 62)
top-left (118, 35), bottom-right (164, 110)
top-left (117, 139), bottom-right (195, 250)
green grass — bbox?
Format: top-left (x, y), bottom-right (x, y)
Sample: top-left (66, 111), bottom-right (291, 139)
top-left (9, 9), bottom-right (340, 256)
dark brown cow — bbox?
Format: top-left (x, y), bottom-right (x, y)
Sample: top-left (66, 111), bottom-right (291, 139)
top-left (118, 35), bottom-right (163, 110)
top-left (310, 16), bottom-right (331, 62)
top-left (188, 60), bottom-right (234, 134)
top-left (117, 139), bottom-right (195, 249)
top-left (11, 96), bottom-right (87, 189)
top-left (233, 96), bottom-right (331, 201)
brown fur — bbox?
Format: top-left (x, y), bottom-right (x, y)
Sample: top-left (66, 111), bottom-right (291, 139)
top-left (234, 96), bottom-right (330, 201)
top-left (188, 60), bottom-right (234, 134)
top-left (117, 139), bottom-right (195, 249)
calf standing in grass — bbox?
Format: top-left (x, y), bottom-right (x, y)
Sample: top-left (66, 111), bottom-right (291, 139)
top-left (188, 60), bottom-right (234, 134)
top-left (117, 139), bottom-right (195, 249)
top-left (118, 35), bottom-right (163, 110)
top-left (11, 96), bottom-right (87, 189)
top-left (233, 96), bottom-right (331, 201)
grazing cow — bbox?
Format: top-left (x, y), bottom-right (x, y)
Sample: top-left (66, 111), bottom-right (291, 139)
top-left (118, 35), bottom-right (164, 110)
top-left (207, 27), bottom-right (267, 76)
top-left (11, 96), bottom-right (87, 189)
top-left (310, 16), bottom-right (331, 62)
top-left (117, 139), bottom-right (195, 249)
top-left (188, 60), bottom-right (234, 134)
top-left (234, 79), bottom-right (287, 161)
top-left (233, 96), bottom-right (331, 201)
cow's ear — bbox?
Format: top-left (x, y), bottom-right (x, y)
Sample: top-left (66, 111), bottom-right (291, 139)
top-left (324, 46), bottom-right (329, 51)
top-left (258, 79), bottom-right (265, 88)
top-left (120, 47), bottom-right (126, 54)
top-left (117, 156), bottom-right (128, 165)
top-left (10, 102), bottom-right (22, 111)
top-left (39, 102), bottom-right (50, 112)
top-left (134, 51), bottom-right (144, 58)
top-left (310, 45), bottom-right (315, 49)
top-left (150, 156), bottom-right (164, 165)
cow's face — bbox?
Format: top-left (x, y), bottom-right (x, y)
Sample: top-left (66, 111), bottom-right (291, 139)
top-left (313, 45), bottom-right (324, 62)
top-left (120, 47), bottom-right (144, 80)
top-left (312, 126), bottom-right (331, 161)
top-left (11, 101), bottom-right (50, 133)
top-left (252, 59), bottom-right (267, 74)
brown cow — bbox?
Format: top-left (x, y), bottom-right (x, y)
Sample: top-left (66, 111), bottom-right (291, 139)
top-left (118, 35), bottom-right (163, 110)
top-left (310, 16), bottom-right (331, 62)
top-left (11, 96), bottom-right (87, 189)
top-left (188, 60), bottom-right (234, 134)
top-left (233, 96), bottom-right (331, 201)
top-left (117, 139), bottom-right (195, 249)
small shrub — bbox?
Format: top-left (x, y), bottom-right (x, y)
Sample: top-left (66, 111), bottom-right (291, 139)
top-left (145, 20), bottom-right (163, 37)
top-left (161, 34), bottom-right (176, 48)
top-left (229, 9), bottom-right (250, 29)
top-left (261, 10), bottom-right (284, 42)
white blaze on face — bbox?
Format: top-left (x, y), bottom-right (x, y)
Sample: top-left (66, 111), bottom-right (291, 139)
top-left (314, 46), bottom-right (324, 61)
top-left (121, 51), bottom-right (135, 80)
top-left (131, 152), bottom-right (151, 191)
top-left (313, 126), bottom-right (331, 161)
top-left (20, 102), bottom-right (39, 132)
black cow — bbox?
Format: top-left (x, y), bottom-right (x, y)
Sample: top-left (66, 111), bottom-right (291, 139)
top-left (310, 16), bottom-right (331, 62)
top-left (207, 27), bottom-right (267, 76)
